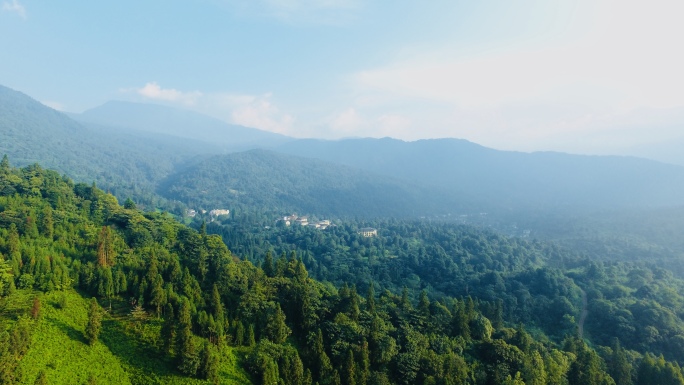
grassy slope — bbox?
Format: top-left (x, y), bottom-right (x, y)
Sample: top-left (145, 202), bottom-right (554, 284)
top-left (2, 290), bottom-right (252, 385)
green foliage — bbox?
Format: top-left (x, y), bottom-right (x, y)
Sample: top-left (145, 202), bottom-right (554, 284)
top-left (34, 370), bottom-right (49, 385)
top-left (263, 303), bottom-right (291, 344)
top-left (0, 86), bottom-right (210, 214)
top-left (5, 157), bottom-right (684, 385)
top-left (85, 298), bottom-right (103, 345)
top-left (159, 149), bottom-right (462, 218)
top-left (177, 300), bottom-right (200, 376)
top-left (199, 341), bottom-right (220, 382)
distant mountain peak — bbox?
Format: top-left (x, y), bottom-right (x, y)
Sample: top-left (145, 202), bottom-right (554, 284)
top-left (77, 100), bottom-right (293, 149)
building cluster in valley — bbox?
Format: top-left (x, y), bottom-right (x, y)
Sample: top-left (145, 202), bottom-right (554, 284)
top-left (186, 209), bottom-right (230, 221)
top-left (358, 227), bottom-right (377, 237)
top-left (280, 214), bottom-right (333, 229)
top-left (278, 215), bottom-right (378, 237)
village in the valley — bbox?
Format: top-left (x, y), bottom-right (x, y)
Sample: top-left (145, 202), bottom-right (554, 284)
top-left (279, 215), bottom-right (378, 237)
top-left (186, 208), bottom-right (230, 221)
top-left (277, 214), bottom-right (333, 230)
top-left (186, 209), bottom-right (379, 237)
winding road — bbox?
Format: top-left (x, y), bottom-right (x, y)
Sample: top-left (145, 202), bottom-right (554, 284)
top-left (578, 288), bottom-right (588, 339)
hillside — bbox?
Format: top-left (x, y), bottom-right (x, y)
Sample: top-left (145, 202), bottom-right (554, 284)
top-left (7, 83), bottom-right (684, 257)
top-left (275, 137), bottom-right (684, 212)
top-left (0, 85), bottom-right (209, 208)
top-left (77, 101), bottom-right (293, 150)
top-left (157, 149), bottom-right (470, 218)
top-left (8, 85), bottom-right (684, 222)
top-left (4, 160), bottom-right (684, 384)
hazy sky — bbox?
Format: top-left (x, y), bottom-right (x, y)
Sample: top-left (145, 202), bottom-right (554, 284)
top-left (2, 0), bottom-right (683, 154)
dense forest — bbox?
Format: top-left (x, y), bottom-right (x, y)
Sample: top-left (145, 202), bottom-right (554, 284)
top-left (205, 213), bottom-right (684, 363)
top-left (159, 149), bottom-right (466, 218)
top-left (2, 158), bottom-right (684, 384)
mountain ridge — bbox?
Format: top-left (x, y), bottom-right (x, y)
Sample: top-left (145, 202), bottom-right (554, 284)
top-left (274, 137), bottom-right (684, 212)
top-left (157, 148), bottom-right (472, 218)
top-left (5, 83), bottom-right (684, 219)
top-left (76, 100), bottom-right (293, 150)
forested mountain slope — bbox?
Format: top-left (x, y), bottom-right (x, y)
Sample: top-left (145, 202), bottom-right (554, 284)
top-left (0, 85), bottom-right (209, 209)
top-left (7, 84), bottom-right (684, 222)
top-left (158, 149), bottom-right (471, 218)
top-left (275, 137), bottom-right (684, 212)
top-left (208, 213), bottom-right (684, 365)
top-left (5, 159), bottom-right (684, 384)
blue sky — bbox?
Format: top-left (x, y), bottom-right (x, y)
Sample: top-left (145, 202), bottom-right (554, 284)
top-left (2, 0), bottom-right (683, 154)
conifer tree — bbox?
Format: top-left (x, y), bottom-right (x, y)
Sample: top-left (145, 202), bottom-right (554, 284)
top-left (199, 341), bottom-right (219, 383)
top-left (312, 329), bottom-right (334, 381)
top-left (176, 299), bottom-right (199, 375)
top-left (344, 349), bottom-right (356, 385)
top-left (304, 369), bottom-right (313, 385)
top-left (85, 298), bottom-right (102, 345)
top-left (149, 274), bottom-right (166, 318)
top-left (400, 287), bottom-right (411, 312)
top-left (356, 340), bottom-right (370, 385)
top-left (262, 357), bottom-right (279, 385)
top-left (97, 267), bottom-right (114, 310)
top-left (40, 207), bottom-right (54, 240)
top-left (210, 284), bottom-right (224, 323)
top-left (418, 290), bottom-right (430, 317)
top-left (567, 343), bottom-right (615, 385)
top-left (8, 224), bottom-right (20, 261)
top-left (0, 154), bottom-right (9, 172)
top-left (264, 303), bottom-right (290, 344)
top-left (523, 351), bottom-right (547, 385)
top-left (234, 320), bottom-right (245, 346)
top-left (503, 372), bottom-right (526, 385)
top-left (262, 251), bottom-right (275, 277)
top-left (349, 285), bottom-right (361, 321)
top-left (366, 282), bottom-right (376, 314)
top-left (160, 303), bottom-right (176, 355)
top-left (96, 226), bottom-right (115, 267)
top-left (123, 198), bottom-right (136, 210)
top-left (451, 300), bottom-right (470, 340)
top-left (609, 339), bottom-right (633, 385)
top-left (513, 324), bottom-right (532, 354)
top-left (275, 252), bottom-right (288, 277)
top-left (281, 348), bottom-right (305, 385)
top-left (247, 324), bottom-right (256, 347)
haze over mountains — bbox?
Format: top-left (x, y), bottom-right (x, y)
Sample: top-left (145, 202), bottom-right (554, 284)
top-left (76, 100), bottom-right (292, 150)
top-left (275, 138), bottom-right (684, 212)
top-left (3, 84), bottom-right (684, 219)
top-left (628, 137), bottom-right (684, 168)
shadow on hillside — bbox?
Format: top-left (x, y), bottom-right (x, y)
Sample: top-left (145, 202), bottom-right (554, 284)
top-left (49, 317), bottom-right (86, 344)
top-left (99, 319), bottom-right (175, 379)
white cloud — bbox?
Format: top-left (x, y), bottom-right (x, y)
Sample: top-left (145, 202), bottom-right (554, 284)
top-left (376, 114), bottom-right (411, 137)
top-left (2, 0), bottom-right (25, 19)
top-left (347, 0), bottom-right (684, 153)
top-left (136, 82), bottom-right (202, 105)
top-left (122, 83), bottom-right (295, 135)
top-left (231, 93), bottom-right (294, 134)
top-left (330, 108), bottom-right (364, 134)
top-left (41, 101), bottom-right (65, 111)
top-left (325, 108), bottom-right (414, 139)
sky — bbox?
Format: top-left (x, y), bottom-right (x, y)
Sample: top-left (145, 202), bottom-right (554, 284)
top-left (2, 0), bottom-right (684, 155)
